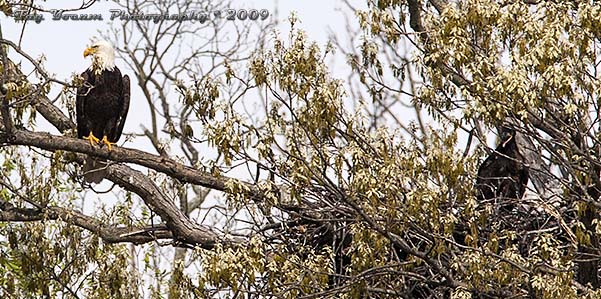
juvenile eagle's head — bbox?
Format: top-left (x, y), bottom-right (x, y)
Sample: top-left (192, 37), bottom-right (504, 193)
top-left (84, 40), bottom-right (115, 74)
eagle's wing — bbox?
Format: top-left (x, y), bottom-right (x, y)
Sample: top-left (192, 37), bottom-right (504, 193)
top-left (113, 74), bottom-right (130, 141)
top-left (475, 153), bottom-right (496, 180)
top-left (76, 71), bottom-right (90, 139)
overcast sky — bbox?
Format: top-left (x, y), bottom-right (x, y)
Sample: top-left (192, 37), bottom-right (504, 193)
top-left (3, 0), bottom-right (364, 78)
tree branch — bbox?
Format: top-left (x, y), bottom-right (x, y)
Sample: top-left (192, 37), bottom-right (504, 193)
top-left (0, 203), bottom-right (175, 245)
top-left (9, 129), bottom-right (265, 201)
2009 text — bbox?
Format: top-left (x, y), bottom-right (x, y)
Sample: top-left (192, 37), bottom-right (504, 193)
top-left (220, 9), bottom-right (270, 21)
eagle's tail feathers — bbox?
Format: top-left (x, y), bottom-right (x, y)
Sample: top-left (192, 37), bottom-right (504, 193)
top-left (83, 156), bottom-right (106, 184)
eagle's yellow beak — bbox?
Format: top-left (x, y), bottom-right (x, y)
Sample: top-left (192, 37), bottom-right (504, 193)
top-left (83, 47), bottom-right (95, 58)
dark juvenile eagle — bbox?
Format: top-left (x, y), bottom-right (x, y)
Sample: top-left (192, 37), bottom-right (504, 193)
top-left (475, 128), bottom-right (529, 203)
top-left (77, 40), bottom-right (130, 183)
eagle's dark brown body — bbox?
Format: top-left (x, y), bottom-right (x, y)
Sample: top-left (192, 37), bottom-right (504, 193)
top-left (76, 67), bottom-right (130, 143)
top-left (475, 129), bottom-right (529, 202)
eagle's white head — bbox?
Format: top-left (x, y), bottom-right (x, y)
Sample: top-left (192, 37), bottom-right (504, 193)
top-left (84, 40), bottom-right (115, 74)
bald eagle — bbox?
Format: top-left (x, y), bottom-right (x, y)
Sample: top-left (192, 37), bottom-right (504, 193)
top-left (475, 128), bottom-right (529, 204)
top-left (77, 40), bottom-right (130, 183)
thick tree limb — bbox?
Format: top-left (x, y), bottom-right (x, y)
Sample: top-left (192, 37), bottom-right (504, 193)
top-left (0, 205), bottom-right (175, 244)
top-left (105, 163), bottom-right (239, 247)
top-left (0, 32), bottom-right (13, 133)
top-left (8, 129), bottom-right (264, 201)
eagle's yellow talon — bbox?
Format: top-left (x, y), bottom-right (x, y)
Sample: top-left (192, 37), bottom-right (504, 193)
top-left (101, 136), bottom-right (116, 151)
top-left (84, 132), bottom-right (100, 146)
